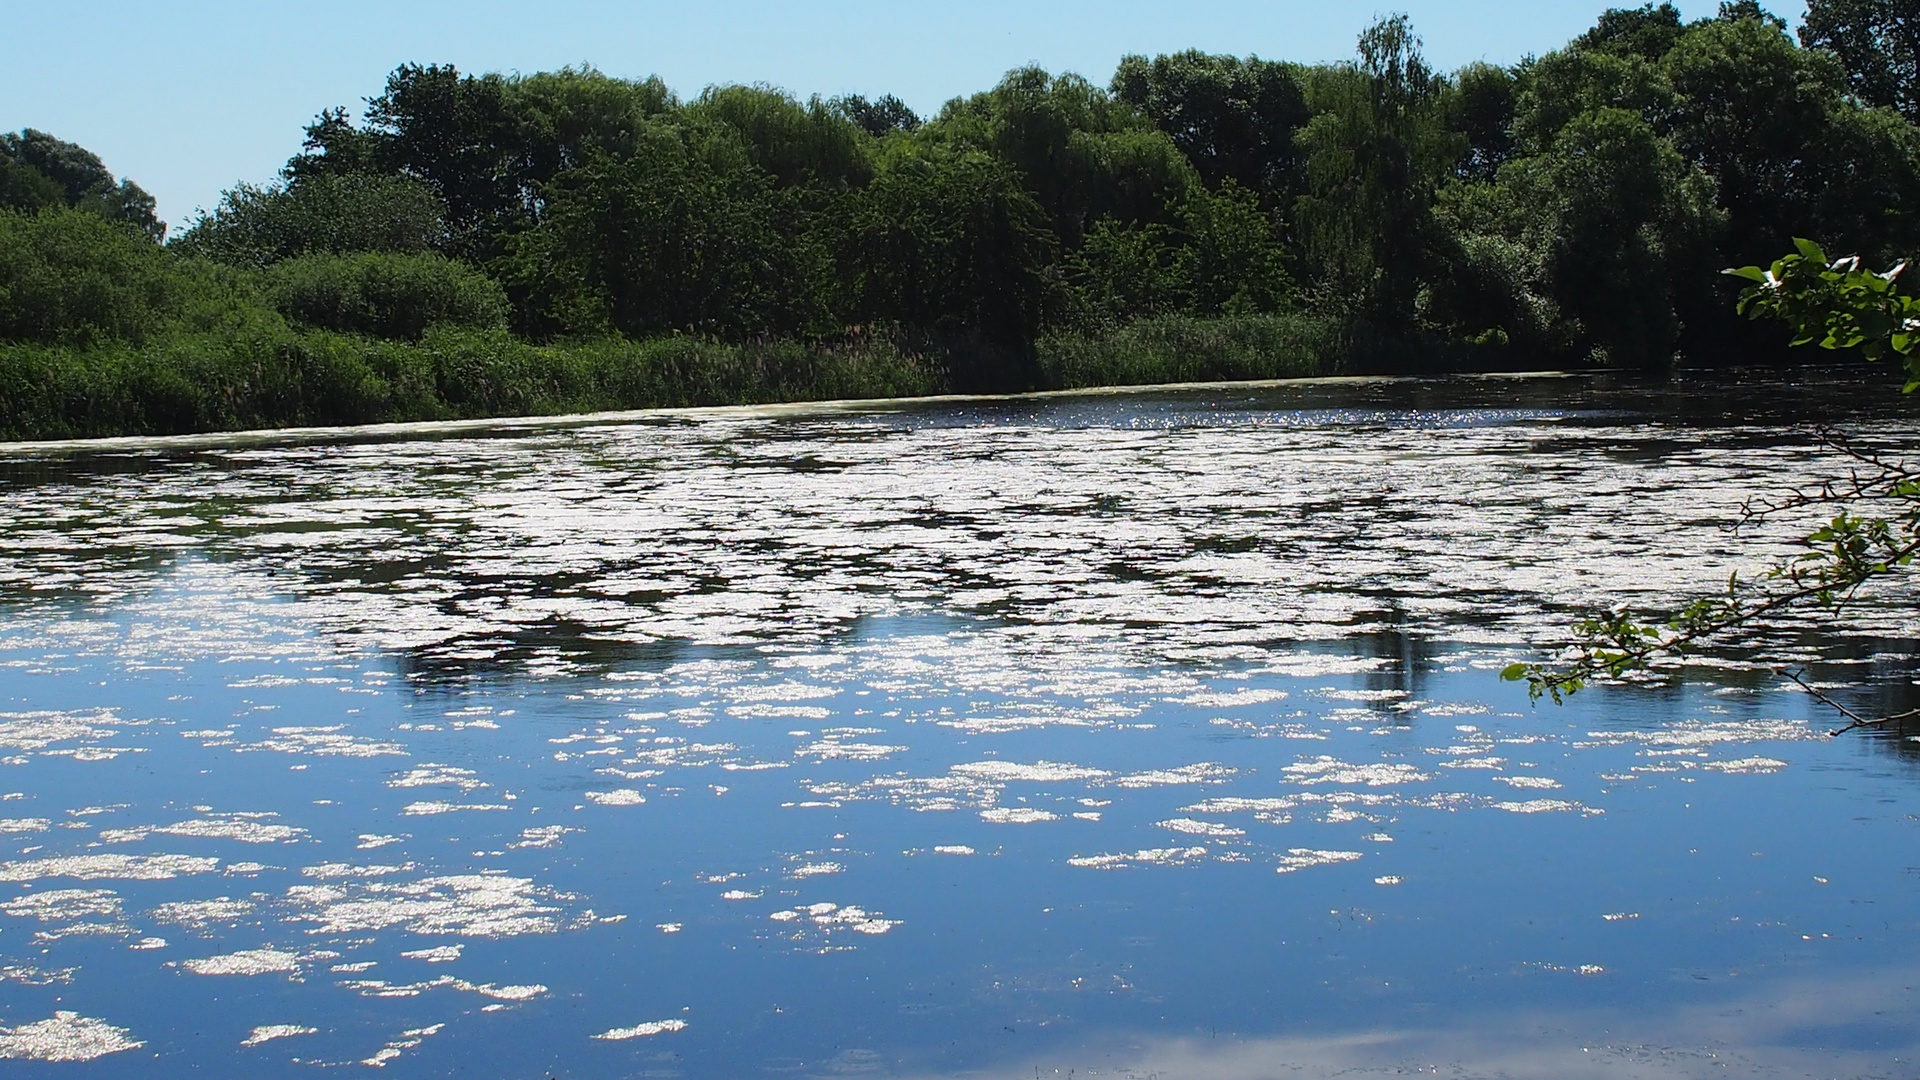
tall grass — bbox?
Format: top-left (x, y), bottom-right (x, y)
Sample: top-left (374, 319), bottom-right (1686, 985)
top-left (0, 313), bottom-right (1372, 441)
top-left (0, 329), bottom-right (940, 441)
top-left (1036, 311), bottom-right (1340, 389)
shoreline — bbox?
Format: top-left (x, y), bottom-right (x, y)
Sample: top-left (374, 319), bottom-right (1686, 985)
top-left (0, 370), bottom-right (1582, 457)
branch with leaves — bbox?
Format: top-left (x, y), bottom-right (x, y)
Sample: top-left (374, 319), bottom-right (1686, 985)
top-left (1502, 241), bottom-right (1920, 733)
top-left (1723, 238), bottom-right (1920, 383)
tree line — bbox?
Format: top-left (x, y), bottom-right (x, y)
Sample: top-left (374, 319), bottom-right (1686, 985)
top-left (3, 1), bottom-right (1919, 436)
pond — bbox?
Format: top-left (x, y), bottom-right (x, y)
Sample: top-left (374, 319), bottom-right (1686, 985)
top-left (0, 371), bottom-right (1915, 1078)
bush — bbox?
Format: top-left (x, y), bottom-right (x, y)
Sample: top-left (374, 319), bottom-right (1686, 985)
top-left (171, 173), bottom-right (447, 268)
top-left (0, 208), bottom-right (177, 345)
top-left (267, 252), bottom-right (509, 339)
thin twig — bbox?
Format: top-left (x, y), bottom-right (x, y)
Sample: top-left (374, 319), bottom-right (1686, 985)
top-left (1779, 668), bottom-right (1920, 737)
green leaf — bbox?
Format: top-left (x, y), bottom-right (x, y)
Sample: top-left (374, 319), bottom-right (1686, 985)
top-left (1723, 266), bottom-right (1768, 282)
top-left (1499, 663), bottom-right (1529, 682)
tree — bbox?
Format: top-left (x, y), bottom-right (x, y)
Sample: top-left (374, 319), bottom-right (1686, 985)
top-left (925, 67), bottom-right (1193, 246)
top-left (1110, 51), bottom-right (1310, 205)
top-left (1295, 16), bottom-right (1463, 324)
top-left (0, 208), bottom-right (178, 344)
top-left (0, 130), bottom-right (164, 241)
top-left (835, 95), bottom-right (921, 138)
top-left (1447, 62), bottom-right (1519, 182)
top-left (265, 251), bottom-right (508, 340)
top-left (1662, 14), bottom-right (1884, 265)
top-left (1179, 180), bottom-right (1292, 315)
top-left (1802, 0), bottom-right (1920, 125)
top-left (1574, 3), bottom-right (1687, 60)
top-left (835, 144), bottom-right (1056, 385)
top-left (1426, 101), bottom-right (1724, 363)
top-left (690, 86), bottom-right (871, 190)
top-left (494, 122), bottom-right (812, 341)
top-left (361, 65), bottom-right (519, 256)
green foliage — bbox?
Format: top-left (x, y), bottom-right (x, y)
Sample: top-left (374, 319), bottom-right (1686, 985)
top-left (927, 67), bottom-right (1194, 244)
top-left (172, 173), bottom-right (446, 267)
top-left (1296, 16), bottom-right (1463, 324)
top-left (1725, 239), bottom-right (1920, 379)
top-left (0, 130), bottom-right (163, 241)
top-left (0, 154), bottom-right (67, 213)
top-left (1110, 51), bottom-right (1310, 204)
top-left (0, 328), bottom-right (939, 441)
top-left (1509, 43), bottom-right (1674, 156)
top-left (360, 64), bottom-right (518, 252)
top-left (0, 209), bottom-right (179, 345)
top-left (1662, 15), bottom-right (1859, 260)
top-left (1180, 180), bottom-right (1292, 315)
top-left (1801, 0), bottom-right (1920, 125)
top-left (1574, 3), bottom-right (1687, 60)
top-left (1446, 62), bottom-right (1518, 181)
top-left (1511, 108), bottom-right (1724, 367)
top-left (1420, 219), bottom-right (1561, 351)
top-left (1036, 312), bottom-right (1334, 389)
top-left (14, 7), bottom-right (1920, 439)
top-left (691, 86), bottom-right (870, 189)
top-left (1063, 218), bottom-right (1190, 325)
top-left (836, 146), bottom-right (1057, 386)
top-left (835, 95), bottom-right (921, 138)
top-left (266, 252), bottom-right (508, 340)
top-left (504, 66), bottom-right (679, 177)
top-left (497, 124), bottom-right (814, 341)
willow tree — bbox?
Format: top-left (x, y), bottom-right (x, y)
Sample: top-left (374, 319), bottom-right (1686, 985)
top-left (1294, 16), bottom-right (1462, 325)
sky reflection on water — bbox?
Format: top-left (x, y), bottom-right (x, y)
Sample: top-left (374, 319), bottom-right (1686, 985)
top-left (0, 372), bottom-right (1916, 1078)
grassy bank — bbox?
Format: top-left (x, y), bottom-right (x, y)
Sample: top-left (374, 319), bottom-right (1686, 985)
top-left (0, 330), bottom-right (947, 441)
top-left (0, 314), bottom-right (1352, 442)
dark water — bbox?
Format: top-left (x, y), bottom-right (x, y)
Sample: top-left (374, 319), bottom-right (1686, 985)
top-left (0, 371), bottom-right (1916, 1078)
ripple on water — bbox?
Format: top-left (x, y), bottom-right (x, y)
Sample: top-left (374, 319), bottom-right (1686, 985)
top-left (0, 853), bottom-right (220, 882)
top-left (150, 897), bottom-right (255, 930)
top-left (240, 1025), bottom-right (316, 1047)
top-left (2, 888), bottom-right (120, 921)
top-left (182, 948), bottom-right (303, 976)
top-left (285, 872), bottom-right (568, 937)
top-left (593, 1018), bottom-right (687, 1041)
top-left (1282, 757), bottom-right (1430, 786)
top-left (0, 1012), bottom-right (143, 1062)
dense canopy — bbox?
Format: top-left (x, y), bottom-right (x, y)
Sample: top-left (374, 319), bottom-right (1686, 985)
top-left (5, 2), bottom-right (1920, 436)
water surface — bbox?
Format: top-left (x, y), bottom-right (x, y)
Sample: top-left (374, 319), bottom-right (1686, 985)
top-left (0, 372), bottom-right (1916, 1078)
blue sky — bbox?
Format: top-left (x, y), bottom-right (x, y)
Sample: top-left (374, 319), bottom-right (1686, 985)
top-left (6, 0), bottom-right (1802, 230)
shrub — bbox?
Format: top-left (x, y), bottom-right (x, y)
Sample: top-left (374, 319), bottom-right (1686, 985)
top-left (266, 252), bottom-right (509, 339)
top-left (171, 173), bottom-right (447, 268)
top-left (0, 208), bottom-right (177, 345)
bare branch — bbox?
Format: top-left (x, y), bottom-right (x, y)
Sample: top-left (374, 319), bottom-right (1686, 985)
top-left (1777, 668), bottom-right (1920, 737)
